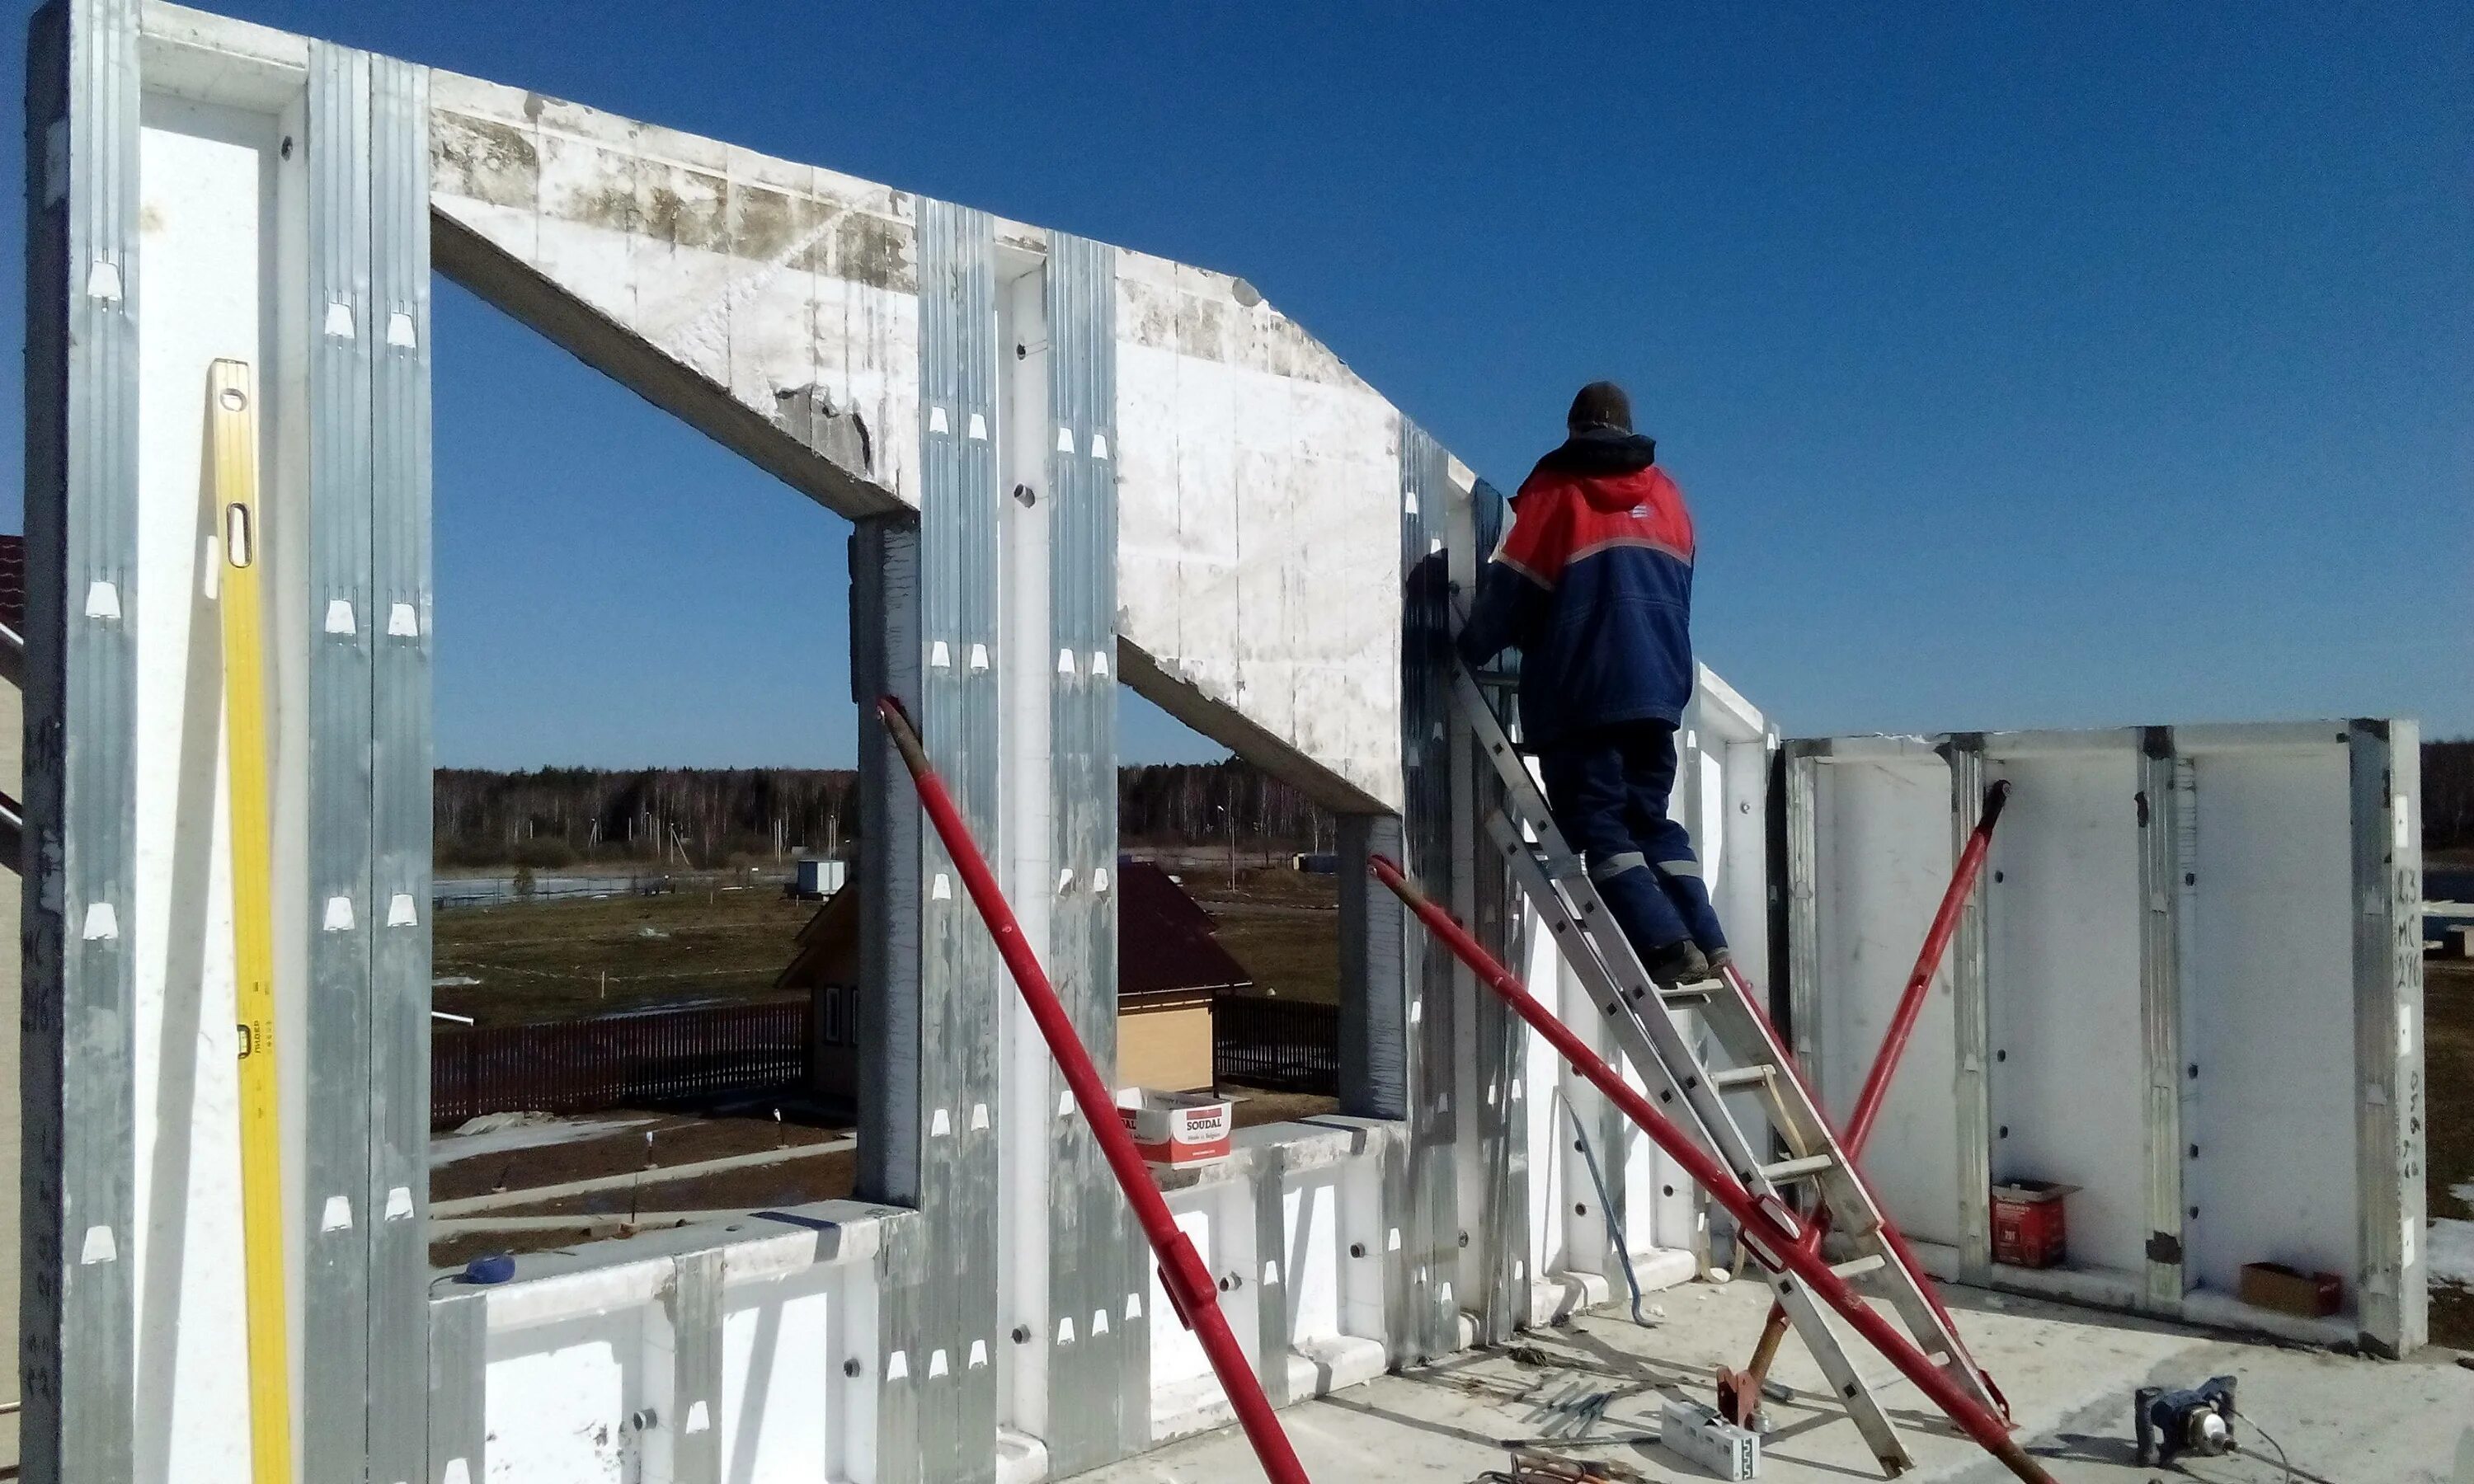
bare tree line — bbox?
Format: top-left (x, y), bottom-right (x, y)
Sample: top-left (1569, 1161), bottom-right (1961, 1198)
top-left (438, 740), bottom-right (2469, 871)
top-left (435, 761), bottom-right (1338, 870)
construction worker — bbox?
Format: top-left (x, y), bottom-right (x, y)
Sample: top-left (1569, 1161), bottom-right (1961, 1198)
top-left (1456, 381), bottom-right (1726, 986)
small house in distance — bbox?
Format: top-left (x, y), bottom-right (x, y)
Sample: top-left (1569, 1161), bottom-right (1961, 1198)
top-left (782, 858), bottom-right (1249, 1100)
top-left (791, 854), bottom-right (848, 900)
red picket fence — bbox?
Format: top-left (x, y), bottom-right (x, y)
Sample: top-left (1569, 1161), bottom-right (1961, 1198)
top-left (431, 997), bottom-right (811, 1128)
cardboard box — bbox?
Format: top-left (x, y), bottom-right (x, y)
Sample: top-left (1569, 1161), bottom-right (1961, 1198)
top-left (2237, 1261), bottom-right (2343, 1318)
top-left (1117, 1089), bottom-right (1231, 1167)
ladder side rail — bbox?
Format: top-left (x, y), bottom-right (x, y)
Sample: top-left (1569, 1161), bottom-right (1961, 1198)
top-left (1457, 660), bottom-right (2006, 1423)
top-left (1372, 855), bottom-right (2053, 1484)
top-left (1487, 820), bottom-right (1917, 1472)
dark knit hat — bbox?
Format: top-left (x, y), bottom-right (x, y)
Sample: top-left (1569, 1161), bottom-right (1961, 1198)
top-left (1566, 381), bottom-right (1633, 433)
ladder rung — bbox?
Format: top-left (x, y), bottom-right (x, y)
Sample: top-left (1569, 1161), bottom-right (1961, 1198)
top-left (1830, 1253), bottom-right (1886, 1279)
top-left (1658, 986), bottom-right (1710, 1005)
top-left (1759, 1153), bottom-right (1837, 1184)
top-left (1710, 1065), bottom-right (1774, 1091)
top-left (1507, 838), bottom-right (1583, 881)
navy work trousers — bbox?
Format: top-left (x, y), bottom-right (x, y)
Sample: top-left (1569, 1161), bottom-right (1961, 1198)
top-left (1536, 720), bottom-right (1728, 960)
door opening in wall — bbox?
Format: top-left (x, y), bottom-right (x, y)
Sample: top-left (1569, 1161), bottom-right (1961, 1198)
top-left (423, 277), bottom-right (867, 1267)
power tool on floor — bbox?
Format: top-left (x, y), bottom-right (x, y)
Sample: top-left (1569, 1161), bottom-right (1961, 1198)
top-left (2133, 1376), bottom-right (2238, 1467)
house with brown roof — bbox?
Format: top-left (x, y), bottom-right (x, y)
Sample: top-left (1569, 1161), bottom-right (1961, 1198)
top-left (779, 858), bottom-right (1249, 1100)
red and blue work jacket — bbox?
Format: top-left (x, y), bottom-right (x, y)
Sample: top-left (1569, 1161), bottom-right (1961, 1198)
top-left (1456, 429), bottom-right (1696, 748)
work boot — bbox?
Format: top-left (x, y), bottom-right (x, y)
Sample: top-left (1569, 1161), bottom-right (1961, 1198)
top-left (1704, 945), bottom-right (1734, 975)
top-left (1645, 938), bottom-right (1710, 988)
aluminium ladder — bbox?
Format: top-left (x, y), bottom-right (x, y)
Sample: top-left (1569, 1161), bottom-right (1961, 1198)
top-left (1451, 663), bottom-right (2005, 1477)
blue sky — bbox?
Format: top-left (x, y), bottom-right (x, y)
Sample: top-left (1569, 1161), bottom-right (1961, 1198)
top-left (5, 2), bottom-right (2467, 764)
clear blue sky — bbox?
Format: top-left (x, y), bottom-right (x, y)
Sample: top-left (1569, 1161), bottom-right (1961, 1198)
top-left (4, 2), bottom-right (2466, 765)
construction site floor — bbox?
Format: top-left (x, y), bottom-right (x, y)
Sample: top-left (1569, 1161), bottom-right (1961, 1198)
top-left (1079, 1275), bottom-right (2473, 1483)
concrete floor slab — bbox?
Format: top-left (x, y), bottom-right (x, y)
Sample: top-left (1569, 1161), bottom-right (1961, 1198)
top-left (1077, 1279), bottom-right (2474, 1483)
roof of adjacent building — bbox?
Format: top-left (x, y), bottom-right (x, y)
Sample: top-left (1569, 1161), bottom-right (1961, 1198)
top-left (778, 858), bottom-right (1253, 1001)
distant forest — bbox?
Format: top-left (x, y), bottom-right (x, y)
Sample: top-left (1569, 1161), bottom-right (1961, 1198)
top-left (439, 740), bottom-right (2474, 870)
top-left (435, 760), bottom-right (1338, 869)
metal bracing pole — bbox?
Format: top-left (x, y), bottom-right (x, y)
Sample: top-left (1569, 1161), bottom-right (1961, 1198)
top-left (878, 699), bottom-right (1312, 1484)
top-left (1720, 782), bottom-right (2013, 1425)
top-left (1371, 855), bottom-right (2053, 1484)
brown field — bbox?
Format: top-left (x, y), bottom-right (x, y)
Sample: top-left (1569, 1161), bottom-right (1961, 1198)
top-left (435, 863), bottom-right (1344, 1027)
top-left (1183, 868), bottom-right (1342, 1004)
top-left (432, 883), bottom-right (819, 1026)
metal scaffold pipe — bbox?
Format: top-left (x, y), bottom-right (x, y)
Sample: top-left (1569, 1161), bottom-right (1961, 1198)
top-left (876, 697), bottom-right (1312, 1484)
top-left (1724, 781), bottom-right (2015, 1424)
top-left (1369, 853), bottom-right (2054, 1484)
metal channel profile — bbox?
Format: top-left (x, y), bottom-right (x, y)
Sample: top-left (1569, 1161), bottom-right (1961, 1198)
top-left (1042, 230), bottom-right (1142, 1472)
top-left (1396, 419), bottom-right (1461, 1363)
top-left (1781, 743), bottom-right (1826, 1085)
top-left (1252, 1148), bottom-right (1292, 1407)
top-left (2133, 728), bottom-right (2187, 1311)
top-left (20, 2), bottom-right (141, 1479)
top-left (426, 1289), bottom-right (488, 1484)
top-left (911, 195), bottom-right (1002, 1484)
top-left (1338, 811), bottom-right (1409, 1121)
top-left (670, 1250), bottom-right (726, 1484)
top-left (367, 50), bottom-right (437, 1482)
top-left (302, 43), bottom-right (378, 1484)
top-left (2349, 720), bottom-right (2425, 1355)
top-left (1945, 737), bottom-right (1997, 1284)
top-left (1337, 810), bottom-right (1409, 1361)
top-left (854, 513), bottom-right (924, 1203)
top-left (1460, 478), bottom-right (1526, 1345)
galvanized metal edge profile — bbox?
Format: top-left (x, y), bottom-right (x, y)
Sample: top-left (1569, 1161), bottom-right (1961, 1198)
top-left (668, 1250), bottom-right (726, 1484)
top-left (301, 43), bottom-right (378, 1484)
top-left (20, 3), bottom-right (142, 1479)
top-left (854, 513), bottom-right (923, 1206)
top-left (1042, 230), bottom-right (1139, 1476)
top-left (426, 1289), bottom-right (487, 1484)
top-left (1338, 810), bottom-right (1409, 1363)
top-left (853, 513), bottom-right (924, 1480)
top-left (366, 49), bottom-right (435, 1484)
top-left (1945, 738), bottom-right (1995, 1284)
top-left (1396, 419), bottom-right (1460, 1363)
top-left (2349, 719), bottom-right (2425, 1355)
top-left (1782, 748), bottom-right (1823, 1092)
top-left (1252, 1148), bottom-right (1293, 1406)
top-left (2133, 728), bottom-right (2187, 1312)
top-left (910, 195), bottom-right (1000, 1484)
top-left (1338, 811), bottom-right (1409, 1121)
top-left (1462, 477), bottom-right (1526, 1344)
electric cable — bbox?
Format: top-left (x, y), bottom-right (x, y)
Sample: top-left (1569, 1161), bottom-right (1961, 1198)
top-left (2233, 1409), bottom-right (2294, 1484)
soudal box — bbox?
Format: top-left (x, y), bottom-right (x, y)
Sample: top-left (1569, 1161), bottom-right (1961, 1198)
top-left (1117, 1089), bottom-right (1231, 1167)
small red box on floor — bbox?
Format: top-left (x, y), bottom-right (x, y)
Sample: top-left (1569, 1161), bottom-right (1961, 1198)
top-left (1990, 1180), bottom-right (2077, 1268)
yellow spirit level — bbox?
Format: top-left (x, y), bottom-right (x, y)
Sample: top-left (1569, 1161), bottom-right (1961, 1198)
top-left (208, 358), bottom-right (293, 1484)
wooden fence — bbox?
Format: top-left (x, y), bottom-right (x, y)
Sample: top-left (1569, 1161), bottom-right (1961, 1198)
top-left (432, 997), bottom-right (810, 1128)
top-left (1212, 993), bottom-right (1340, 1095)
